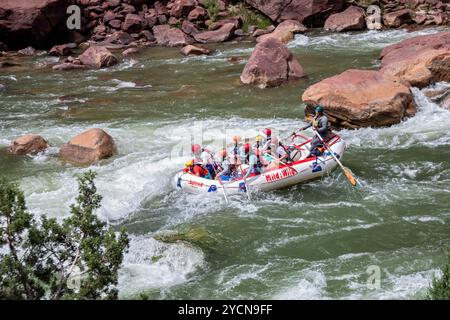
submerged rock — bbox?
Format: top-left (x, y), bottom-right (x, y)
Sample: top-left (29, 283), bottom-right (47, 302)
top-left (380, 31), bottom-right (450, 88)
top-left (78, 46), bottom-right (119, 69)
top-left (240, 37), bottom-right (306, 88)
top-left (154, 227), bottom-right (219, 253)
top-left (59, 128), bottom-right (117, 165)
top-left (324, 6), bottom-right (366, 32)
top-left (302, 69), bottom-right (417, 128)
top-left (52, 63), bottom-right (89, 71)
top-left (18, 46), bottom-right (38, 56)
top-left (8, 134), bottom-right (49, 155)
top-left (49, 43), bottom-right (76, 57)
top-left (122, 47), bottom-right (140, 56)
top-left (180, 44), bottom-right (211, 56)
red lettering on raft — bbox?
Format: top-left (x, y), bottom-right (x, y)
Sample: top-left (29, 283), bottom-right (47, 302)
top-left (188, 180), bottom-right (204, 188)
top-left (264, 167), bottom-right (298, 183)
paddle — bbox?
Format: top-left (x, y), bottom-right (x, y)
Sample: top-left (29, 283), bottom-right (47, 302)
top-left (208, 153), bottom-right (229, 203)
top-left (312, 129), bottom-right (358, 187)
top-left (233, 137), bottom-right (251, 201)
top-left (217, 175), bottom-right (229, 203)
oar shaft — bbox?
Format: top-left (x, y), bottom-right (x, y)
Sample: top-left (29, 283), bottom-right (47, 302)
top-left (313, 130), bottom-right (345, 169)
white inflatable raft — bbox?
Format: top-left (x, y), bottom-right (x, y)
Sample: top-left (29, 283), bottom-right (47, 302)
top-left (174, 134), bottom-right (346, 195)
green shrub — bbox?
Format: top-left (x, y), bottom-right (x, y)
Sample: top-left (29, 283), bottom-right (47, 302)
top-left (204, 0), bottom-right (221, 23)
top-left (228, 3), bottom-right (272, 32)
top-left (0, 171), bottom-right (129, 300)
top-left (427, 253), bottom-right (450, 300)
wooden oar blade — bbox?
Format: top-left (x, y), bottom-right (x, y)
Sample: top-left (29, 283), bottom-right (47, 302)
top-left (344, 167), bottom-right (358, 186)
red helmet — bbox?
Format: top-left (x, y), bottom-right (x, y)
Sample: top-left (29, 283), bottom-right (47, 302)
top-left (263, 128), bottom-right (272, 136)
top-left (218, 149), bottom-right (227, 158)
top-left (244, 143), bottom-right (250, 153)
top-left (191, 144), bottom-right (201, 154)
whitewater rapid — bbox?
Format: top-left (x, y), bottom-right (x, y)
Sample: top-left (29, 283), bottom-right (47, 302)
top-left (1, 27), bottom-right (449, 299)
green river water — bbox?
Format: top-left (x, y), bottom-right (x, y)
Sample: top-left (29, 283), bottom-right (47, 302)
top-left (1, 28), bottom-right (449, 299)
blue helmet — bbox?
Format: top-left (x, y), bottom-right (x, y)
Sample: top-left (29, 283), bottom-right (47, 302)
top-left (315, 105), bottom-right (324, 113)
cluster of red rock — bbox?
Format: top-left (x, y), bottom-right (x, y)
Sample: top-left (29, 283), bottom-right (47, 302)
top-left (75, 0), bottom-right (243, 48)
top-left (380, 0), bottom-right (448, 27)
top-left (2, 0), bottom-right (448, 53)
top-left (323, 0), bottom-right (449, 32)
top-left (8, 128), bottom-right (117, 165)
top-left (302, 30), bottom-right (450, 128)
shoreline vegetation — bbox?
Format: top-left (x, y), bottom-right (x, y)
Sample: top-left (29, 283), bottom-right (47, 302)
top-left (0, 171), bottom-right (129, 300)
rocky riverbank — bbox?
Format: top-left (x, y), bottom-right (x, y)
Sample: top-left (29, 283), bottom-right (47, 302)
top-left (1, 0), bottom-right (448, 52)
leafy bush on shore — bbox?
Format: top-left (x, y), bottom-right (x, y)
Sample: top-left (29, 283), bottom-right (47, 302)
top-left (0, 171), bottom-right (129, 300)
top-left (204, 0), bottom-right (221, 22)
top-left (228, 3), bottom-right (272, 32)
top-left (427, 253), bottom-right (450, 300)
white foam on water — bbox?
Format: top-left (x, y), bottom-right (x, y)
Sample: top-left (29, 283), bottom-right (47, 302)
top-left (288, 27), bottom-right (445, 51)
top-left (118, 235), bottom-right (205, 297)
top-left (343, 269), bottom-right (438, 300)
top-left (272, 269), bottom-right (328, 300)
top-left (342, 83), bottom-right (450, 150)
top-left (402, 215), bottom-right (445, 224)
top-left (0, 75), bottom-right (18, 81)
top-left (216, 263), bottom-right (273, 293)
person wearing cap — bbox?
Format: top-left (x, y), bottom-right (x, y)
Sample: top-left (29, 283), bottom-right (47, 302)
top-left (216, 150), bottom-right (240, 181)
top-left (244, 149), bottom-right (267, 179)
top-left (270, 137), bottom-right (292, 163)
top-left (261, 128), bottom-right (272, 151)
top-left (191, 144), bottom-right (202, 162)
top-left (239, 142), bottom-right (251, 164)
top-left (299, 105), bottom-right (332, 157)
top-left (201, 145), bottom-right (216, 179)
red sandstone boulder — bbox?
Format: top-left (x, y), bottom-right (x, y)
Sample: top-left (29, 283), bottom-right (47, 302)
top-left (181, 20), bottom-right (200, 36)
top-left (0, 0), bottom-right (72, 49)
top-left (59, 128), bottom-right (117, 165)
top-left (78, 46), bottom-right (119, 69)
top-left (53, 63), bottom-right (89, 71)
top-left (256, 20), bottom-right (306, 44)
top-left (380, 31), bottom-right (450, 87)
top-left (180, 44), bottom-right (211, 56)
top-left (152, 25), bottom-right (192, 47)
top-left (209, 17), bottom-right (242, 31)
top-left (383, 9), bottom-right (413, 28)
top-left (49, 43), bottom-right (76, 57)
top-left (170, 0), bottom-right (197, 18)
top-left (194, 23), bottom-right (236, 43)
top-left (240, 37), bottom-right (306, 88)
top-left (324, 6), bottom-right (366, 32)
top-left (245, 0), bottom-right (344, 25)
top-left (302, 69), bottom-right (417, 128)
top-left (7, 134), bottom-right (49, 155)
top-left (275, 20), bottom-right (307, 34)
top-left (188, 6), bottom-right (207, 21)
top-left (122, 13), bottom-right (145, 33)
top-left (256, 29), bottom-right (293, 44)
